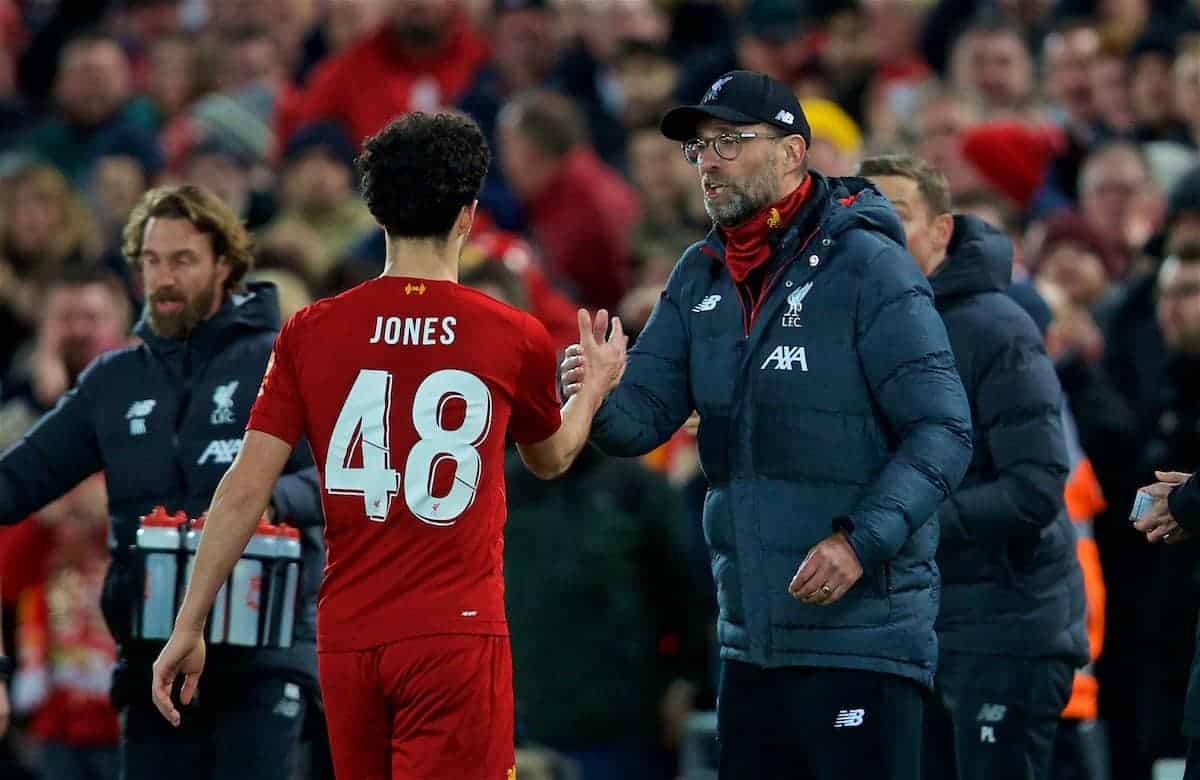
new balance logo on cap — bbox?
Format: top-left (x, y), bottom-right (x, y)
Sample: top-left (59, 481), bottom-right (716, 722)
top-left (775, 109), bottom-right (794, 125)
top-left (692, 294), bottom-right (722, 312)
top-left (834, 709), bottom-right (865, 728)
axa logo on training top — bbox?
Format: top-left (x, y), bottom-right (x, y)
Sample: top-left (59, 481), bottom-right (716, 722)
top-left (126, 399), bottom-right (156, 436)
top-left (692, 294), bottom-right (721, 313)
top-left (761, 345), bottom-right (808, 372)
top-left (210, 380), bottom-right (239, 425)
top-left (782, 281), bottom-right (813, 328)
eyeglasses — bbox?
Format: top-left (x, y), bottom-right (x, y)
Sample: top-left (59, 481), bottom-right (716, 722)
top-left (681, 131), bottom-right (785, 165)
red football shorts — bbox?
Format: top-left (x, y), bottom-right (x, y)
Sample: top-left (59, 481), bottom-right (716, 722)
top-left (318, 634), bottom-right (516, 780)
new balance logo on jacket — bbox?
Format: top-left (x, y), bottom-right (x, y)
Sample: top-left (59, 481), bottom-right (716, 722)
top-left (761, 345), bottom-right (808, 371)
top-left (692, 294), bottom-right (721, 313)
top-left (833, 709), bottom-right (865, 728)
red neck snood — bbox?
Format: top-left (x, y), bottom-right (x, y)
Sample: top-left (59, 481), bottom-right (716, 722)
top-left (718, 177), bottom-right (812, 283)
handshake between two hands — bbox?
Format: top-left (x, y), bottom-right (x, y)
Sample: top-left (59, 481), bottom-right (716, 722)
top-left (560, 309), bottom-right (628, 404)
top-left (1132, 470), bottom-right (1192, 544)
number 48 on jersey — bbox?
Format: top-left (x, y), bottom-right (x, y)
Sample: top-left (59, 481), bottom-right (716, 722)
top-left (324, 368), bottom-right (493, 526)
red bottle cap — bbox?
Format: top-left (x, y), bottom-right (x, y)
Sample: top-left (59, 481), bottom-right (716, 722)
top-left (255, 516), bottom-right (278, 536)
top-left (141, 505), bottom-right (186, 528)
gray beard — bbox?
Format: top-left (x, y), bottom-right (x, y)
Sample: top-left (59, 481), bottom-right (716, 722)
top-left (702, 156), bottom-right (780, 227)
top-left (704, 187), bottom-right (773, 227)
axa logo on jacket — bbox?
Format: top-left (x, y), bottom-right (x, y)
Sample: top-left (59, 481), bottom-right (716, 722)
top-left (760, 345), bottom-right (808, 371)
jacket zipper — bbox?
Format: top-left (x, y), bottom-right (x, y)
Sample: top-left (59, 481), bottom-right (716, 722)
top-left (734, 226), bottom-right (822, 337)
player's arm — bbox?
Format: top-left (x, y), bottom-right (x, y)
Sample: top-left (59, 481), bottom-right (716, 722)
top-left (516, 310), bottom-right (627, 479)
top-left (152, 430), bottom-right (293, 725)
top-left (176, 431), bottom-right (294, 629)
top-left (561, 264), bottom-right (693, 457)
top-left (153, 318), bottom-right (307, 726)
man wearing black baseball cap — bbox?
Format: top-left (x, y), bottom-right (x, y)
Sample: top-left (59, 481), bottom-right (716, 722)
top-left (562, 69), bottom-right (972, 780)
top-left (660, 69), bottom-right (812, 147)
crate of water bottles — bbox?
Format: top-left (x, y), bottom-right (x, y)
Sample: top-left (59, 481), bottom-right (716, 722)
top-left (132, 505), bottom-right (302, 648)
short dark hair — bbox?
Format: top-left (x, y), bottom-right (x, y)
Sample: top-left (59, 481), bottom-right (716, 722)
top-left (499, 89), bottom-right (587, 158)
top-left (122, 185), bottom-right (255, 292)
top-left (858, 154), bottom-right (953, 218)
top-left (356, 112), bottom-right (490, 240)
top-left (961, 9), bottom-right (1025, 40)
top-left (460, 260), bottom-right (528, 310)
top-left (48, 265), bottom-right (134, 330)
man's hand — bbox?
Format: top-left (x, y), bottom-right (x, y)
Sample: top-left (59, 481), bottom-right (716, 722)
top-left (1134, 471), bottom-right (1193, 544)
top-left (151, 628), bottom-right (206, 727)
top-left (0, 680), bottom-right (10, 738)
top-left (560, 309), bottom-right (627, 403)
top-left (660, 678), bottom-right (697, 750)
top-left (789, 531), bottom-right (864, 605)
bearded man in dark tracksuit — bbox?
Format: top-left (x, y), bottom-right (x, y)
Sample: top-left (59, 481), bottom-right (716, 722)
top-left (0, 186), bottom-right (326, 780)
top-left (862, 155), bottom-right (1088, 780)
top-left (562, 71), bottom-right (973, 780)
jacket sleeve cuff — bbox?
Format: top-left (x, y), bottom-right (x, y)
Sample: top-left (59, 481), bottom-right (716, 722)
top-left (840, 511), bottom-right (908, 571)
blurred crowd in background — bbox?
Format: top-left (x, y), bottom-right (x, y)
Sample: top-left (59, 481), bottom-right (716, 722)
top-left (1, 0), bottom-right (1200, 778)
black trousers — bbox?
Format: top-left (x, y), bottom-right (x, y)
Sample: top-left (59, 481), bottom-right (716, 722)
top-left (1050, 718), bottom-right (1110, 780)
top-left (120, 672), bottom-right (306, 780)
top-left (923, 651), bottom-right (1073, 780)
top-left (716, 661), bottom-right (924, 780)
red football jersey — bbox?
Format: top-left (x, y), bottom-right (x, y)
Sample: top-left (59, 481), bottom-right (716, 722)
top-left (248, 276), bottom-right (562, 652)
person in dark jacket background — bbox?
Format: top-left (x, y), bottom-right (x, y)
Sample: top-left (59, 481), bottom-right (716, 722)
top-left (0, 185), bottom-right (326, 780)
top-left (1131, 243), bottom-right (1200, 780)
top-left (1135, 468), bottom-right (1200, 780)
top-left (861, 154), bottom-right (1088, 780)
top-left (562, 70), bottom-right (973, 780)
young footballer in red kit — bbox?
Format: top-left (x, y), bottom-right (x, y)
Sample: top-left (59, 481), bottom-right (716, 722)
top-left (151, 112), bottom-right (628, 780)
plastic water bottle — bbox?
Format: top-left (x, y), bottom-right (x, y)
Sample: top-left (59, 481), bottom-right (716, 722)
top-left (227, 518), bottom-right (277, 646)
top-left (184, 514), bottom-right (230, 644)
top-left (136, 506), bottom-right (186, 640)
top-left (274, 524), bottom-right (302, 649)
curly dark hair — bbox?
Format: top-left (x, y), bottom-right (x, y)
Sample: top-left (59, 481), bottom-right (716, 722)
top-left (356, 112), bottom-right (490, 239)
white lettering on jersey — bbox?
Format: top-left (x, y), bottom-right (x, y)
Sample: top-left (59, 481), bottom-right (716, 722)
top-left (369, 316), bottom-right (457, 346)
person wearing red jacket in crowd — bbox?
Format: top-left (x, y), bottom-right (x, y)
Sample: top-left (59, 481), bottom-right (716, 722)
top-left (275, 0), bottom-right (490, 147)
top-left (0, 475), bottom-right (120, 779)
top-left (497, 88), bottom-right (640, 312)
top-left (462, 209), bottom-right (580, 349)
top-left (340, 207), bottom-right (580, 349)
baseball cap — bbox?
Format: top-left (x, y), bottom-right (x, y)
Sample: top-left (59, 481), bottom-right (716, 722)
top-left (660, 70), bottom-right (811, 145)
